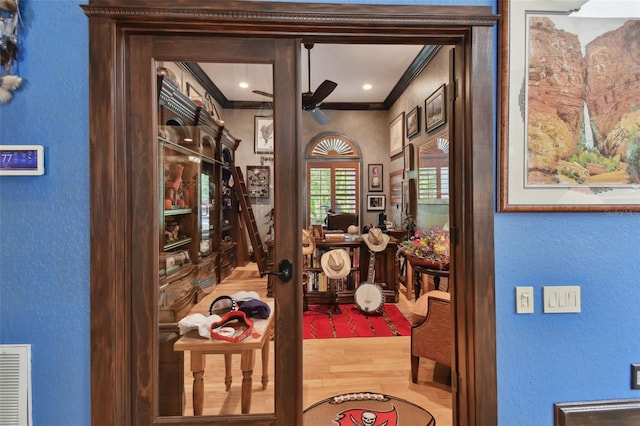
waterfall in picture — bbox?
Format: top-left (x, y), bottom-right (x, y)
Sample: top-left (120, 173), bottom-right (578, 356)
top-left (583, 102), bottom-right (595, 150)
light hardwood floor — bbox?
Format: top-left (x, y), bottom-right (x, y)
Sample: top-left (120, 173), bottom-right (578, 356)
top-left (180, 263), bottom-right (452, 424)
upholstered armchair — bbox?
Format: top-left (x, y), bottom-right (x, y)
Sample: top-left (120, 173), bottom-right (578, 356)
top-left (410, 290), bottom-right (452, 384)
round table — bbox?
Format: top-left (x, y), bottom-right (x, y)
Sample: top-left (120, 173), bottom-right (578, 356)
top-left (404, 254), bottom-right (449, 299)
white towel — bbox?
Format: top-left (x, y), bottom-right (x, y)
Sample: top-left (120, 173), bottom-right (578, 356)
top-left (178, 313), bottom-right (221, 338)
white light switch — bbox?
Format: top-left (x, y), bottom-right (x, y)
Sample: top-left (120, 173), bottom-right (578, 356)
top-left (516, 286), bottom-right (534, 314)
top-left (543, 286), bottom-right (581, 313)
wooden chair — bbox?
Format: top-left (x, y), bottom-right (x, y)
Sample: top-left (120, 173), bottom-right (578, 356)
top-left (410, 290), bottom-right (452, 384)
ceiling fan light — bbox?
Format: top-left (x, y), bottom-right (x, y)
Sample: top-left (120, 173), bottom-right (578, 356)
top-left (238, 81), bottom-right (249, 89)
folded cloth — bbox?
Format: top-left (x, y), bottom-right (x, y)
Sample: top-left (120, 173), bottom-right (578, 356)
top-left (178, 313), bottom-right (221, 338)
top-left (238, 298), bottom-right (271, 319)
top-left (231, 290), bottom-right (261, 303)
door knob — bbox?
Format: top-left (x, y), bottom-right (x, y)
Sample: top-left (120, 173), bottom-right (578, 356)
top-left (261, 259), bottom-right (293, 283)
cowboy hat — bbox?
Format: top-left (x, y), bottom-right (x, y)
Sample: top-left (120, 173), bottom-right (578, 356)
top-left (362, 227), bottom-right (390, 252)
top-left (302, 229), bottom-right (316, 255)
top-left (320, 249), bottom-right (352, 279)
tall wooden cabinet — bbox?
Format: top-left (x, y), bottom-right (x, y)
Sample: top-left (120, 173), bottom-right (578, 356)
top-left (156, 75), bottom-right (241, 415)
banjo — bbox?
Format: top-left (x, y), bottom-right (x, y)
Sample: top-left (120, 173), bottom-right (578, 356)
top-left (354, 250), bottom-right (385, 315)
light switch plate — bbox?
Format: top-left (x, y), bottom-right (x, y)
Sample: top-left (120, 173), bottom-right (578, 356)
top-left (543, 286), bottom-right (581, 313)
top-left (516, 286), bottom-right (534, 314)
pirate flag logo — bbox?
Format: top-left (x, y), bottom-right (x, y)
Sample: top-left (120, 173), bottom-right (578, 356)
top-left (334, 405), bottom-right (398, 426)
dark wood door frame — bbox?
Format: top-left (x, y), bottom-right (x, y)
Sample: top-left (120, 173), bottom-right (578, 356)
top-left (83, 1), bottom-right (498, 425)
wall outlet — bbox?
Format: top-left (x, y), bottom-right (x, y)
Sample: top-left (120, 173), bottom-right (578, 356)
top-left (632, 364), bottom-right (640, 389)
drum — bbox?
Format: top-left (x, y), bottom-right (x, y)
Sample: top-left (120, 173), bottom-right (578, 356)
top-left (354, 282), bottom-right (385, 315)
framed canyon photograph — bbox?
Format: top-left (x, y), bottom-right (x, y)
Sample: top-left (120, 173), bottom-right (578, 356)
top-left (499, 0), bottom-right (640, 211)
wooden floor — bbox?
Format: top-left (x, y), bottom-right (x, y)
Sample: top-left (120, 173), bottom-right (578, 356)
top-left (180, 263), bottom-right (452, 424)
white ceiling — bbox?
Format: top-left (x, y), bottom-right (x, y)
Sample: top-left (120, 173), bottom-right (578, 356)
top-left (198, 44), bottom-right (426, 104)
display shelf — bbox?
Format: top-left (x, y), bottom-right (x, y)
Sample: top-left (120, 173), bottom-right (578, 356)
top-left (164, 237), bottom-right (192, 251)
top-left (164, 208), bottom-right (193, 216)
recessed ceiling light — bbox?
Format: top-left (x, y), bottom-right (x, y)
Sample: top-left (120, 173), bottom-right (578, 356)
top-left (239, 82), bottom-right (249, 89)
top-left (362, 84), bottom-right (372, 91)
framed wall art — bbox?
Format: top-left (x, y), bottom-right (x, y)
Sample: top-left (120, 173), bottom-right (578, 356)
top-left (367, 194), bottom-right (386, 211)
top-left (368, 164), bottom-right (383, 192)
top-left (499, 0), bottom-right (640, 211)
top-left (406, 106), bottom-right (420, 138)
top-left (404, 144), bottom-right (414, 172)
top-left (246, 165), bottom-right (270, 199)
top-left (425, 84), bottom-right (446, 132)
top-left (390, 169), bottom-right (404, 204)
top-left (254, 115), bottom-right (274, 154)
top-left (389, 112), bottom-right (405, 157)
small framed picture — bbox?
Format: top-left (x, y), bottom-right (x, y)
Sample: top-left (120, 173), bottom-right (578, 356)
top-left (368, 164), bottom-right (383, 192)
top-left (311, 224), bottom-right (324, 240)
top-left (425, 84), bottom-right (446, 132)
top-left (406, 106), bottom-right (420, 138)
top-left (254, 115), bottom-right (274, 154)
top-left (367, 194), bottom-right (386, 211)
top-left (389, 112), bottom-right (405, 157)
top-left (403, 144), bottom-right (414, 172)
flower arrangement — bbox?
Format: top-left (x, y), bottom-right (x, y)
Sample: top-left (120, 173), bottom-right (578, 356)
top-left (400, 226), bottom-right (450, 268)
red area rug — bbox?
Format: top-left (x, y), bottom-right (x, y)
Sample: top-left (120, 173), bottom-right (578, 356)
top-left (303, 304), bottom-right (411, 339)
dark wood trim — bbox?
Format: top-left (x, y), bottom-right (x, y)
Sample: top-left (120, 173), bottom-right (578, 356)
top-left (84, 1), bottom-right (498, 425)
top-left (555, 399), bottom-right (640, 426)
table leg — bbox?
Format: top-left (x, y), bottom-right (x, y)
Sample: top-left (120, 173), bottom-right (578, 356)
top-left (240, 349), bottom-right (255, 414)
top-left (261, 337), bottom-right (270, 390)
top-left (414, 267), bottom-right (422, 300)
top-left (224, 354), bottom-right (232, 391)
top-left (190, 351), bottom-right (205, 416)
top-left (406, 261), bottom-right (414, 300)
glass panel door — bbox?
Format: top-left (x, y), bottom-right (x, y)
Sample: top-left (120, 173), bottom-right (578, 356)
top-left (126, 34), bottom-right (301, 425)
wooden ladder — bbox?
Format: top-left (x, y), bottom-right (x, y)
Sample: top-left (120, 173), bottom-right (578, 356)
top-left (232, 166), bottom-right (268, 275)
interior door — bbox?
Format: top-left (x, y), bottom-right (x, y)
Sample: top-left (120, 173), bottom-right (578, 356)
top-left (125, 34), bottom-right (303, 424)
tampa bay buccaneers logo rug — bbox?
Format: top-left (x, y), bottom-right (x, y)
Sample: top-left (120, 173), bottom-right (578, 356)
top-left (303, 392), bottom-right (436, 426)
top-left (334, 405), bottom-right (398, 426)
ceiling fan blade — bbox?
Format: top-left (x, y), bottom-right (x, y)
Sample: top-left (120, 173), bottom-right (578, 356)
top-left (252, 90), bottom-right (274, 98)
top-left (306, 79), bottom-right (337, 106)
top-left (309, 108), bottom-right (330, 125)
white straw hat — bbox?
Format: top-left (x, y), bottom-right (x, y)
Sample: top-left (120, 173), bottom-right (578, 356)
top-left (362, 227), bottom-right (390, 252)
top-left (320, 249), bottom-right (352, 279)
top-left (302, 229), bottom-right (316, 255)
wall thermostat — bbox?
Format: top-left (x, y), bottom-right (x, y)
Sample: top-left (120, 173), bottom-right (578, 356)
top-left (0, 145), bottom-right (45, 176)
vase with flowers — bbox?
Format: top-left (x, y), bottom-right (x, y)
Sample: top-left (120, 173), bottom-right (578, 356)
top-left (399, 226), bottom-right (450, 270)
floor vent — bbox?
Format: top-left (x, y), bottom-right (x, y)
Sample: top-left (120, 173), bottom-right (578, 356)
top-left (0, 344), bottom-right (32, 426)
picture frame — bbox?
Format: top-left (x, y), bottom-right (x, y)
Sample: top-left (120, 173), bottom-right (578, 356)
top-left (246, 165), bottom-right (270, 199)
top-left (254, 115), bottom-right (274, 154)
top-left (402, 178), bottom-right (417, 220)
top-left (403, 144), bottom-right (414, 172)
top-left (390, 169), bottom-right (404, 204)
top-left (499, 0), bottom-right (640, 212)
top-left (425, 84), bottom-right (446, 132)
top-left (368, 164), bottom-right (383, 192)
top-left (367, 194), bottom-right (386, 211)
top-left (406, 106), bottom-right (420, 138)
top-left (389, 112), bottom-right (405, 157)
top-left (311, 224), bottom-right (324, 240)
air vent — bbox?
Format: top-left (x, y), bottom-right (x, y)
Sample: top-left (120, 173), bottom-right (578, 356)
top-left (0, 345), bottom-right (32, 426)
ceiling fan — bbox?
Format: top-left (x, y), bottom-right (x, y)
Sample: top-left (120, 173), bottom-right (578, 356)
top-left (253, 43), bottom-right (337, 125)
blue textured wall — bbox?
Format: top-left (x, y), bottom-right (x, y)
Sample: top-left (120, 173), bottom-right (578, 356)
top-left (0, 1), bottom-right (90, 425)
top-left (1, 1), bottom-right (638, 425)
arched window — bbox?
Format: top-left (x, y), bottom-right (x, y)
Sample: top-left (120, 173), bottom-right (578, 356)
top-left (305, 133), bottom-right (361, 225)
